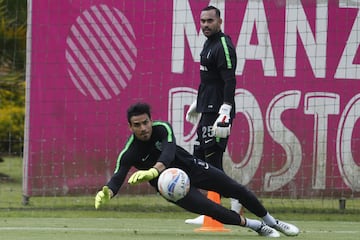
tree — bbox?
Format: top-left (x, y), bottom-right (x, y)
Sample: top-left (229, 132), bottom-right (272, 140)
top-left (0, 0), bottom-right (27, 155)
top-left (0, 0), bottom-right (27, 72)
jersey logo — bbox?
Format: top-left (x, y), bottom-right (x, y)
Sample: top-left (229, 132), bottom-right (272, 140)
top-left (155, 141), bottom-right (162, 151)
top-left (206, 49), bottom-right (211, 59)
top-left (200, 65), bottom-right (208, 71)
top-left (141, 154), bottom-right (150, 162)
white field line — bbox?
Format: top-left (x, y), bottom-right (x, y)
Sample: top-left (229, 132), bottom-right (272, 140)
top-left (0, 227), bottom-right (359, 234)
top-left (0, 227), bottom-right (184, 232)
top-left (303, 230), bottom-right (359, 234)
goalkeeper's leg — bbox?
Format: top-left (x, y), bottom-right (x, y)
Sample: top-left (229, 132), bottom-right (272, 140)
top-left (185, 145), bottom-right (244, 225)
top-left (177, 187), bottom-right (279, 237)
top-left (185, 162), bottom-right (299, 236)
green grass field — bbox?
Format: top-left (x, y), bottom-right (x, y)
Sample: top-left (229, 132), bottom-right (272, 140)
top-left (0, 217), bottom-right (359, 240)
top-left (1, 156), bottom-right (360, 239)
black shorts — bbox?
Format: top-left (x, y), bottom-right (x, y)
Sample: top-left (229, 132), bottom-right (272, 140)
top-left (195, 112), bottom-right (231, 151)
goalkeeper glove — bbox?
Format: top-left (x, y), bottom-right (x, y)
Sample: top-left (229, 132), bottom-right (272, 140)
top-left (128, 167), bottom-right (159, 185)
top-left (186, 100), bottom-right (201, 124)
top-left (212, 103), bottom-right (232, 138)
top-left (95, 186), bottom-right (111, 209)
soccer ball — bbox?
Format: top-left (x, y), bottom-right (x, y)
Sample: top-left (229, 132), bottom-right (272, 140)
top-left (157, 168), bottom-right (190, 202)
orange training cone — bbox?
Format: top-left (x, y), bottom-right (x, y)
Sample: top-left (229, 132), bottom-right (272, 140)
top-left (195, 191), bottom-right (231, 232)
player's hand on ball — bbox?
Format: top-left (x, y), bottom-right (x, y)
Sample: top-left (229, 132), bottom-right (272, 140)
top-left (186, 100), bottom-right (201, 124)
top-left (128, 167), bottom-right (159, 185)
top-left (94, 186), bottom-right (111, 209)
top-left (213, 104), bottom-right (232, 138)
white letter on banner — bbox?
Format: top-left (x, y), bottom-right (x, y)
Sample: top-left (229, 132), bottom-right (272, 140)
top-left (304, 92), bottom-right (340, 189)
top-left (264, 90), bottom-right (302, 192)
top-left (223, 89), bottom-right (264, 185)
top-left (168, 87), bottom-right (198, 153)
top-left (171, 0), bottom-right (224, 73)
top-left (236, 0), bottom-right (276, 76)
top-left (284, 0), bottom-right (328, 78)
top-left (337, 94), bottom-right (360, 191)
top-left (335, 0), bottom-right (360, 79)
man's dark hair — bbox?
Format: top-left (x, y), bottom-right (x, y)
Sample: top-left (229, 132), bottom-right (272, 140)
top-left (127, 102), bottom-right (151, 123)
top-left (202, 5), bottom-right (221, 18)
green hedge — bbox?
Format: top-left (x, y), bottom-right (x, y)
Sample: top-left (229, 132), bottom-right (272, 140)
top-left (0, 79), bottom-right (25, 155)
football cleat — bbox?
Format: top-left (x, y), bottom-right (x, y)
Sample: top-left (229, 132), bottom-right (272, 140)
top-left (256, 223), bottom-right (280, 238)
top-left (184, 215), bottom-right (204, 225)
top-left (273, 220), bottom-right (299, 236)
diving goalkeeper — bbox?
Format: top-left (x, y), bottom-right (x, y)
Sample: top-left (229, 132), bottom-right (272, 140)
top-left (95, 102), bottom-right (300, 238)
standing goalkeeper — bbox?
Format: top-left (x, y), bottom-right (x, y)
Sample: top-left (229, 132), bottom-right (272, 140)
top-left (185, 5), bottom-right (241, 224)
top-left (95, 102), bottom-right (299, 238)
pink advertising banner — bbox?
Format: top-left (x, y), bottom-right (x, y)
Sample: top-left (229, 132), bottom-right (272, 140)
top-left (24, 0), bottom-right (360, 197)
